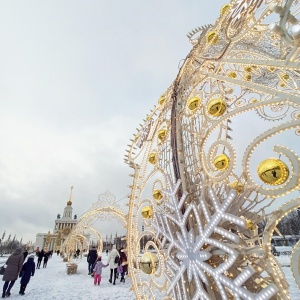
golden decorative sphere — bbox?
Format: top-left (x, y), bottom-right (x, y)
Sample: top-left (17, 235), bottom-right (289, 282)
top-left (245, 74), bottom-right (252, 81)
top-left (187, 96), bottom-right (201, 111)
top-left (207, 98), bottom-right (226, 117)
top-left (139, 252), bottom-right (159, 274)
top-left (220, 4), bottom-right (231, 16)
top-left (141, 206), bottom-right (153, 219)
top-left (230, 181), bottom-right (244, 193)
top-left (158, 95), bottom-right (165, 106)
top-left (153, 190), bottom-right (163, 201)
top-left (228, 71), bottom-right (237, 78)
top-left (206, 31), bottom-right (219, 45)
top-left (282, 74), bottom-right (289, 80)
top-left (246, 219), bottom-right (257, 231)
top-left (214, 154), bottom-right (230, 171)
top-left (244, 66), bottom-right (252, 73)
top-left (257, 158), bottom-right (289, 185)
top-left (148, 153), bottom-right (157, 164)
top-left (158, 129), bottom-right (167, 142)
top-left (268, 66), bottom-right (275, 72)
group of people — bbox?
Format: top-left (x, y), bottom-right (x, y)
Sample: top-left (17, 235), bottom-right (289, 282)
top-left (36, 249), bottom-right (51, 269)
top-left (1, 248), bottom-right (35, 298)
top-left (87, 245), bottom-right (128, 286)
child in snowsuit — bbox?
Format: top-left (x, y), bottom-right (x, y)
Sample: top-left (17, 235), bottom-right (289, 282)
top-left (19, 255), bottom-right (35, 295)
top-left (93, 257), bottom-right (108, 285)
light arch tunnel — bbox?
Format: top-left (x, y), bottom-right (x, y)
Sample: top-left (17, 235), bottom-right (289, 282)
top-left (61, 206), bottom-right (127, 260)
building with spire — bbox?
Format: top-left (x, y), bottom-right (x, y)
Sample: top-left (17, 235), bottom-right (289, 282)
top-left (34, 187), bottom-right (85, 251)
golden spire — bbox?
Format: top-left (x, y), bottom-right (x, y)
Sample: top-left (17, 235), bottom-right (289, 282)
top-left (67, 186), bottom-right (73, 206)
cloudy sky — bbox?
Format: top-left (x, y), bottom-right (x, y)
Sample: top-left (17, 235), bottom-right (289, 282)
top-left (0, 1), bottom-right (227, 243)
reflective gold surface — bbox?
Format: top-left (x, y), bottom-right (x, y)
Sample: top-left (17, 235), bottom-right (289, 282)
top-left (257, 159), bottom-right (289, 186)
top-left (230, 181), bottom-right (244, 193)
top-left (214, 154), bottom-right (230, 170)
top-left (207, 98), bottom-right (226, 117)
top-left (220, 4), bottom-right (230, 16)
top-left (187, 96), bottom-right (201, 111)
top-left (153, 190), bottom-right (163, 200)
top-left (139, 252), bottom-right (159, 275)
top-left (157, 129), bottom-right (167, 142)
top-left (206, 31), bottom-right (219, 45)
top-left (141, 206), bottom-right (153, 219)
top-left (158, 95), bottom-right (165, 106)
top-left (148, 153), bottom-right (157, 164)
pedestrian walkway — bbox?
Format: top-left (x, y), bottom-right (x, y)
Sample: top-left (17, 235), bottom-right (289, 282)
top-left (1, 254), bottom-right (134, 300)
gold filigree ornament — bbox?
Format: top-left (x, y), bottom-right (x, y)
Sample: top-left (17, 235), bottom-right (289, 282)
top-left (125, 1), bottom-right (300, 299)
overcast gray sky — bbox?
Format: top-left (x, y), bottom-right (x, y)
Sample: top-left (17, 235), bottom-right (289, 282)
top-left (0, 1), bottom-right (227, 243)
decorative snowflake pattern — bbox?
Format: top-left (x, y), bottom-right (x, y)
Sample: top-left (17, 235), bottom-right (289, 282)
top-left (152, 176), bottom-right (278, 300)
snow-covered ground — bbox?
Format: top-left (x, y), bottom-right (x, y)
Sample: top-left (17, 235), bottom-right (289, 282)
top-left (0, 254), bottom-right (135, 299)
top-left (0, 253), bottom-right (299, 299)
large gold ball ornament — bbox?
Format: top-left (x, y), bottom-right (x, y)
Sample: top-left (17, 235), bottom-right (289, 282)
top-left (139, 252), bottom-right (159, 275)
top-left (220, 4), bottom-right (231, 16)
top-left (148, 153), bottom-right (157, 164)
top-left (187, 96), bottom-right (201, 111)
top-left (257, 159), bottom-right (289, 186)
top-left (206, 31), bottom-right (219, 45)
top-left (158, 129), bottom-right (167, 142)
top-left (158, 95), bottom-right (165, 106)
top-left (141, 206), bottom-right (153, 219)
top-left (214, 154), bottom-right (230, 171)
top-left (230, 181), bottom-right (244, 193)
top-left (207, 98), bottom-right (227, 117)
top-left (153, 190), bottom-right (163, 201)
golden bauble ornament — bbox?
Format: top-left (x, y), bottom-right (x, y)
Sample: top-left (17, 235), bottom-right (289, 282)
top-left (158, 129), bottom-right (167, 142)
top-left (220, 4), bottom-right (230, 16)
top-left (148, 153), bottom-right (157, 164)
top-left (153, 190), bottom-right (163, 201)
top-left (257, 158), bottom-right (289, 186)
top-left (139, 252), bottom-right (159, 274)
top-left (206, 31), bottom-right (219, 45)
top-left (228, 71), bottom-right (237, 78)
top-left (230, 181), bottom-right (244, 193)
top-left (214, 154), bottom-right (230, 170)
top-left (187, 96), bottom-right (201, 111)
top-left (158, 95), bottom-right (165, 106)
top-left (207, 98), bottom-right (226, 117)
top-left (141, 206), bottom-right (153, 219)
top-left (246, 219), bottom-right (257, 231)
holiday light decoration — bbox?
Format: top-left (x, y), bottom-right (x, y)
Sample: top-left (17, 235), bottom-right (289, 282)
top-left (61, 191), bottom-right (127, 261)
top-left (124, 0), bottom-right (300, 299)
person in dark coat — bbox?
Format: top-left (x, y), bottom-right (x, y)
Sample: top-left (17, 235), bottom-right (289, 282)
top-left (36, 249), bottom-right (44, 269)
top-left (19, 255), bottom-right (35, 295)
top-left (43, 252), bottom-right (49, 268)
top-left (2, 248), bottom-right (24, 298)
top-left (22, 250), bottom-right (28, 261)
top-left (87, 246), bottom-right (97, 275)
top-left (119, 248), bottom-right (128, 283)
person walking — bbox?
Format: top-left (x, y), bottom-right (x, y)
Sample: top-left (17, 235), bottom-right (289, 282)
top-left (19, 255), bottom-right (35, 296)
top-left (92, 257), bottom-right (108, 285)
top-left (36, 249), bottom-right (44, 269)
top-left (107, 245), bottom-right (120, 285)
top-left (120, 248), bottom-right (128, 283)
top-left (22, 249), bottom-right (28, 261)
top-left (2, 248), bottom-right (24, 298)
top-left (87, 246), bottom-right (97, 275)
top-left (43, 252), bottom-right (49, 268)
top-left (76, 249), bottom-right (80, 258)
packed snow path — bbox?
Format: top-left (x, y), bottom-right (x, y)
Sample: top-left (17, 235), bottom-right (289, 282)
top-left (1, 254), bottom-right (135, 300)
top-left (1, 253), bottom-right (300, 299)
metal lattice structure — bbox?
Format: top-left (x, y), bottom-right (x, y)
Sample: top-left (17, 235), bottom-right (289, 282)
top-left (61, 191), bottom-right (127, 261)
top-left (124, 1), bottom-right (300, 299)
